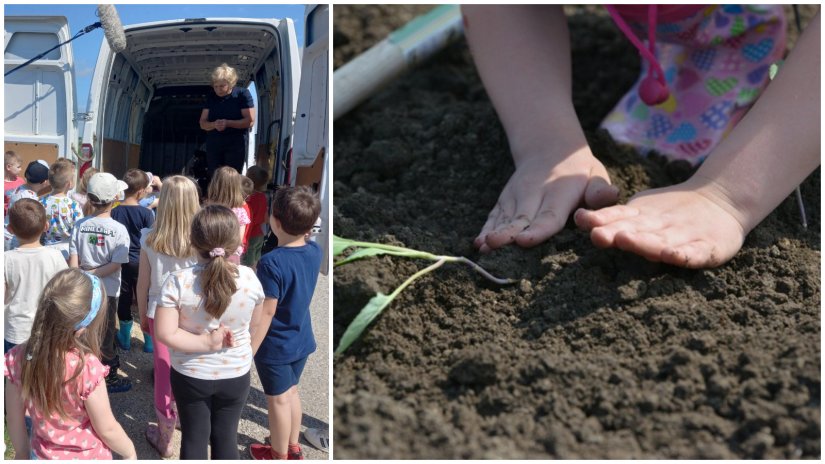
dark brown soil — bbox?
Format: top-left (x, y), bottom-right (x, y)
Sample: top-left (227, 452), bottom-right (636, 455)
top-left (333, 5), bottom-right (821, 459)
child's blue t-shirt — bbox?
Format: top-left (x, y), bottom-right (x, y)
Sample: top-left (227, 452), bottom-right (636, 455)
top-left (111, 205), bottom-right (155, 263)
top-left (255, 240), bottom-right (322, 365)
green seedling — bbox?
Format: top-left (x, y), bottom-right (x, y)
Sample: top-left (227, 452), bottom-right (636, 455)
top-left (333, 235), bottom-right (516, 355)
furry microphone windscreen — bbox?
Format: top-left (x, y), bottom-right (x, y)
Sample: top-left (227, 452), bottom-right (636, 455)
top-left (97, 4), bottom-right (127, 53)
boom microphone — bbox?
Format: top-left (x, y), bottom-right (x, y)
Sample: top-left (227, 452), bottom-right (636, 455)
top-left (96, 4), bottom-right (127, 53)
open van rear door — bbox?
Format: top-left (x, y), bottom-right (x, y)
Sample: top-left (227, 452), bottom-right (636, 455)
top-left (4, 16), bottom-right (77, 168)
top-left (292, 4), bottom-right (329, 274)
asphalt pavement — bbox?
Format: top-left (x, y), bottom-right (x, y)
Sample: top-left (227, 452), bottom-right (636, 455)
top-left (110, 273), bottom-right (329, 460)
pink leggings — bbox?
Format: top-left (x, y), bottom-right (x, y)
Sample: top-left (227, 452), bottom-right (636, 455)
top-left (148, 318), bottom-right (176, 419)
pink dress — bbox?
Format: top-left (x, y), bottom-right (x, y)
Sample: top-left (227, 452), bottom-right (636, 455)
top-left (4, 345), bottom-right (112, 459)
top-left (601, 5), bottom-right (786, 165)
top-left (231, 206), bottom-right (251, 264)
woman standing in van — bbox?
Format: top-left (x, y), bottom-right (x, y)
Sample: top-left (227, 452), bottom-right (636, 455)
top-left (199, 63), bottom-right (256, 181)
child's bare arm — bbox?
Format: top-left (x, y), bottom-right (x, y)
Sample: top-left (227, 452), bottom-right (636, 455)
top-left (89, 261), bottom-right (122, 278)
top-left (250, 298), bottom-right (277, 355)
top-left (693, 11), bottom-right (821, 229)
top-left (85, 383), bottom-right (137, 459)
top-left (576, 13), bottom-right (820, 268)
top-left (5, 380), bottom-right (31, 459)
top-left (463, 5), bottom-right (617, 251)
top-left (68, 254), bottom-right (79, 268)
top-left (154, 306), bottom-right (231, 352)
top-left (136, 250), bottom-right (151, 333)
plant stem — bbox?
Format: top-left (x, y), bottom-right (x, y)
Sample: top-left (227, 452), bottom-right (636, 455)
top-left (389, 258), bottom-right (448, 299)
top-left (442, 256), bottom-right (518, 285)
top-left (339, 239), bottom-right (439, 258)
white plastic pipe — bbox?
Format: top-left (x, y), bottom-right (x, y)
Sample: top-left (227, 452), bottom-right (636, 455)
top-left (333, 4), bottom-right (464, 120)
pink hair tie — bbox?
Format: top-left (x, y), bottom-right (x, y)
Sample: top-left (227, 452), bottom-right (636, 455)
top-left (209, 247), bottom-right (226, 258)
top-left (234, 246), bottom-right (244, 256)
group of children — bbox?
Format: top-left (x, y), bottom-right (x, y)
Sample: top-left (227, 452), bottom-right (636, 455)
top-left (4, 150), bottom-right (324, 460)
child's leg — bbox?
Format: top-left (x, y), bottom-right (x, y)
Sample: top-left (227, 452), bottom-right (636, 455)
top-left (169, 369), bottom-right (211, 460)
top-left (268, 391), bottom-right (293, 456)
top-left (116, 263), bottom-right (138, 350)
top-left (576, 13), bottom-right (820, 268)
top-left (289, 386), bottom-right (302, 447)
top-left (145, 318), bottom-right (175, 457)
top-left (463, 5), bottom-right (618, 252)
top-left (148, 319), bottom-right (175, 416)
top-left (100, 297), bottom-right (119, 369)
top-left (208, 372), bottom-right (251, 459)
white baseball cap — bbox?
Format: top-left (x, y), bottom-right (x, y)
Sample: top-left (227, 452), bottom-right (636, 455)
top-left (87, 172), bottom-right (128, 203)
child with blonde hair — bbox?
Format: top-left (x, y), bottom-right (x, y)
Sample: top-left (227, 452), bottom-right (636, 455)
top-left (40, 159), bottom-right (84, 260)
top-left (70, 167), bottom-right (99, 217)
top-left (136, 175), bottom-right (200, 457)
top-left (155, 205), bottom-right (264, 459)
top-left (4, 268), bottom-right (137, 459)
top-left (206, 166), bottom-right (250, 264)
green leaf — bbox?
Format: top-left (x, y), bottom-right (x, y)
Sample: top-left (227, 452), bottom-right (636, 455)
top-left (335, 292), bottom-right (394, 355)
top-left (332, 235), bottom-right (357, 257)
top-left (334, 247), bottom-right (423, 267)
top-left (769, 61), bottom-right (783, 81)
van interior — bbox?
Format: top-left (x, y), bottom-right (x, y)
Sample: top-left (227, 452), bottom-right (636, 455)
top-left (96, 21), bottom-right (290, 186)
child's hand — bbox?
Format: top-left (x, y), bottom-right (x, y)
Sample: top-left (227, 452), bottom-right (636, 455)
top-left (139, 314), bottom-right (150, 334)
top-left (475, 147), bottom-right (618, 252)
top-left (223, 327), bottom-right (235, 348)
top-left (207, 324), bottom-right (231, 350)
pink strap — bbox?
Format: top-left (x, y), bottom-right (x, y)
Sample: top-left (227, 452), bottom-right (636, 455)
top-left (605, 5), bottom-right (666, 88)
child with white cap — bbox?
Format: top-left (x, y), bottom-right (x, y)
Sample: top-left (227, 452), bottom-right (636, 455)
top-left (69, 172), bottom-right (133, 393)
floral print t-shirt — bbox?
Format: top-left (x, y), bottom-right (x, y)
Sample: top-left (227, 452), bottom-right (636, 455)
top-left (159, 264), bottom-right (264, 380)
top-left (41, 195), bottom-right (84, 245)
top-left (4, 345), bottom-right (112, 459)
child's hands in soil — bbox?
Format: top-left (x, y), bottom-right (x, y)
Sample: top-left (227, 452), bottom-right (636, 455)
top-left (475, 147), bottom-right (618, 253)
top-left (574, 180), bottom-right (746, 268)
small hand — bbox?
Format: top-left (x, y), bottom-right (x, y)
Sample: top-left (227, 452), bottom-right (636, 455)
top-left (207, 324), bottom-right (231, 350)
top-left (214, 119), bottom-right (227, 132)
top-left (475, 148), bottom-right (618, 252)
top-left (139, 314), bottom-right (150, 334)
top-left (223, 328), bottom-right (235, 348)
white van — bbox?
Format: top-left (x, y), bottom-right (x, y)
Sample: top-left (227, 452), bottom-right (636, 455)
top-left (5, 13), bottom-right (302, 191)
top-left (4, 16), bottom-right (78, 170)
top-left (292, 4), bottom-right (329, 273)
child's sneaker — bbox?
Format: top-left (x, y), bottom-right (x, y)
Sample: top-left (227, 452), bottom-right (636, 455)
top-left (287, 443), bottom-right (303, 460)
top-left (105, 371), bottom-right (132, 393)
top-left (250, 444), bottom-right (277, 460)
top-left (304, 428), bottom-right (329, 453)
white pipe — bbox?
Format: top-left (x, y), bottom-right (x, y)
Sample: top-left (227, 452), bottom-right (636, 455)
top-left (333, 5), bottom-right (463, 120)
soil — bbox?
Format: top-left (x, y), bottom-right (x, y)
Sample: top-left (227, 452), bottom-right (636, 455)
top-left (332, 5), bottom-right (821, 459)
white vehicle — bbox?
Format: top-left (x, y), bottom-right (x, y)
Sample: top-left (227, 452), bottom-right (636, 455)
top-left (5, 13), bottom-right (302, 192)
top-left (292, 4), bottom-right (329, 273)
top-left (4, 16), bottom-right (78, 169)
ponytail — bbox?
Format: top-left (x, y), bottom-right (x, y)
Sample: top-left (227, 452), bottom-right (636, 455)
top-left (200, 250), bottom-right (238, 319)
top-left (190, 205), bottom-right (241, 319)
